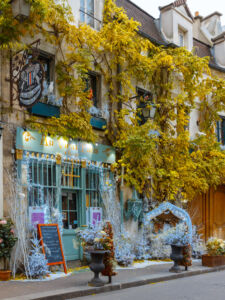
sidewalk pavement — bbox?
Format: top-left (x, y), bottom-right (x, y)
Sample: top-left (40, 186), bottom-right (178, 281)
top-left (1, 260), bottom-right (225, 300)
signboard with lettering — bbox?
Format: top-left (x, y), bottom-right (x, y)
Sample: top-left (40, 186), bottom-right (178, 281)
top-left (37, 224), bottom-right (67, 273)
top-left (16, 127), bottom-right (116, 164)
top-left (86, 207), bottom-right (102, 227)
top-left (18, 61), bottom-right (44, 107)
top-left (29, 207), bottom-right (45, 229)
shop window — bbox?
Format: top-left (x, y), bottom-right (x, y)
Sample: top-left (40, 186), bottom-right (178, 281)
top-left (136, 87), bottom-right (153, 125)
top-left (86, 168), bottom-right (102, 207)
top-left (217, 117), bottom-right (225, 145)
top-left (85, 72), bottom-right (101, 108)
top-left (28, 159), bottom-right (57, 209)
top-left (80, 0), bottom-right (95, 28)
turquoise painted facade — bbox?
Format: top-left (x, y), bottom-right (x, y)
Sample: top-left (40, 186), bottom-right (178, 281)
top-left (16, 127), bottom-right (115, 261)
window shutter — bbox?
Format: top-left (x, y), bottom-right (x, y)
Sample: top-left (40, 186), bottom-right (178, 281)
top-left (216, 121), bottom-right (221, 142)
top-left (222, 120), bottom-right (225, 145)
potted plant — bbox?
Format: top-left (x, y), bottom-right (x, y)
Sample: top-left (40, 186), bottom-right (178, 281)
top-left (0, 219), bottom-right (17, 280)
top-left (202, 237), bottom-right (225, 267)
top-left (163, 222), bottom-right (191, 273)
top-left (76, 224), bottom-right (112, 287)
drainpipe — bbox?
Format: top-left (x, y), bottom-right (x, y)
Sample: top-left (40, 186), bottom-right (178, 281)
top-left (117, 64), bottom-right (124, 231)
top-left (120, 165), bottom-right (124, 231)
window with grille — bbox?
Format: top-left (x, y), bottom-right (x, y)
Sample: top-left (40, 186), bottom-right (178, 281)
top-left (27, 158), bottom-right (57, 209)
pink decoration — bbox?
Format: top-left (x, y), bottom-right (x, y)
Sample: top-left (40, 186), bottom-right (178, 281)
top-left (31, 212), bottom-right (44, 229)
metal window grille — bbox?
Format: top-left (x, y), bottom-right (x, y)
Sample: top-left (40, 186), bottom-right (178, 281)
top-left (27, 158), bottom-right (57, 209)
top-left (86, 166), bottom-right (110, 208)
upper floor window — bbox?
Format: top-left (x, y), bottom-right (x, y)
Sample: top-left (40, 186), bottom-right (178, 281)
top-left (136, 87), bottom-right (153, 125)
top-left (85, 72), bottom-right (101, 108)
top-left (80, 0), bottom-right (94, 28)
top-left (178, 30), bottom-right (185, 47)
top-left (217, 117), bottom-right (225, 145)
top-left (39, 54), bottom-right (54, 87)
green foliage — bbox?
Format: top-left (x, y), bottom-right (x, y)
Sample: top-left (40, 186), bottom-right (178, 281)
top-left (0, 219), bottom-right (17, 270)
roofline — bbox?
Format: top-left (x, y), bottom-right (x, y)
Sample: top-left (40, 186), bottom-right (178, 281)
top-left (202, 11), bottom-right (222, 22)
top-left (212, 31), bottom-right (225, 42)
top-left (193, 37), bottom-right (211, 48)
top-left (159, 2), bottom-right (173, 11)
top-left (159, 0), bottom-right (193, 21)
top-left (209, 62), bottom-right (225, 73)
top-left (138, 30), bottom-right (167, 46)
top-left (121, 0), bottom-right (157, 21)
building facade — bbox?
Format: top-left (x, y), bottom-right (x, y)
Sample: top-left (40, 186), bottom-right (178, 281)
top-left (1, 0), bottom-right (225, 262)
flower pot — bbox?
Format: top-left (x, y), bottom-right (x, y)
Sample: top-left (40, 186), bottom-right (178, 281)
top-left (88, 250), bottom-right (108, 287)
top-left (169, 245), bottom-right (183, 273)
top-left (202, 254), bottom-right (225, 267)
top-left (0, 270), bottom-right (11, 281)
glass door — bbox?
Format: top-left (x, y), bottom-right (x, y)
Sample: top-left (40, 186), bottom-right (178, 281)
top-left (62, 191), bottom-right (80, 261)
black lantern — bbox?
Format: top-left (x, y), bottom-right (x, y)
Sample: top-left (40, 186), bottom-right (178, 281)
top-left (11, 0), bottom-right (30, 20)
top-left (142, 103), bottom-right (156, 120)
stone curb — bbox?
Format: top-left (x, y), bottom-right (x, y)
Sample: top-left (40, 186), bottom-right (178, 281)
top-left (5, 265), bottom-right (225, 300)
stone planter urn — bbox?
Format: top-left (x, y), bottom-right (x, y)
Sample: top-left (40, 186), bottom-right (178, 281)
top-left (88, 250), bottom-right (108, 287)
top-left (169, 245), bottom-right (183, 273)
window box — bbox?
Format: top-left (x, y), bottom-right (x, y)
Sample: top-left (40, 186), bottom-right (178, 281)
top-left (28, 102), bottom-right (60, 118)
top-left (90, 116), bottom-right (107, 130)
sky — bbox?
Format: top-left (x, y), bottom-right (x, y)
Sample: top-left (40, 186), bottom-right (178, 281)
top-left (131, 0), bottom-right (225, 24)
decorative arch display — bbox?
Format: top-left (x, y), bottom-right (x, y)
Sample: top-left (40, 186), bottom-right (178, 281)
top-left (144, 202), bottom-right (192, 243)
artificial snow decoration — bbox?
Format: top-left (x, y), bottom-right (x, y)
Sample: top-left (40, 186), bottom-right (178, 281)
top-left (191, 226), bottom-right (205, 258)
top-left (145, 202), bottom-right (192, 244)
top-left (28, 233), bottom-right (49, 279)
top-left (114, 232), bottom-right (135, 266)
top-left (162, 222), bottom-right (190, 246)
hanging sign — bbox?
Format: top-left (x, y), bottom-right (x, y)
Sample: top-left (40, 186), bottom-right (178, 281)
top-left (38, 224), bottom-right (67, 273)
top-left (18, 61), bottom-right (44, 107)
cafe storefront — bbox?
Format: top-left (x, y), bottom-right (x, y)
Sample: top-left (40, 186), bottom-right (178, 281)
top-left (15, 127), bottom-right (115, 261)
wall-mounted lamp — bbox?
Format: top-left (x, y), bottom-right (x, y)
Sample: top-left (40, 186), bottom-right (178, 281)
top-left (142, 102), bottom-right (157, 120)
top-left (11, 0), bottom-right (30, 21)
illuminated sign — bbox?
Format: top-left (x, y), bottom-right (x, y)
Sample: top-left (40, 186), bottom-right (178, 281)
top-left (16, 127), bottom-right (116, 164)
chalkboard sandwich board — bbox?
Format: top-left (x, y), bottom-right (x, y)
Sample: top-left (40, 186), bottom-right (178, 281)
top-left (37, 224), bottom-right (67, 274)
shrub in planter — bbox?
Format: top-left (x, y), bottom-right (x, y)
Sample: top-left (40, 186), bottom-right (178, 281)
top-left (0, 219), bottom-right (17, 280)
top-left (202, 237), bottom-right (225, 267)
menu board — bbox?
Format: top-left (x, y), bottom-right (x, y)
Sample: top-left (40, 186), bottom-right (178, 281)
top-left (37, 224), bottom-right (67, 273)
